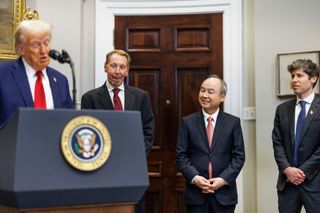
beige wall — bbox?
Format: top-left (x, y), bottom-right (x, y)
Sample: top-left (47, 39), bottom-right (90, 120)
top-left (255, 0), bottom-right (320, 212)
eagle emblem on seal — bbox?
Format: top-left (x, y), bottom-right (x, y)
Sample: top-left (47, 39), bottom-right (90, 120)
top-left (74, 129), bottom-right (99, 158)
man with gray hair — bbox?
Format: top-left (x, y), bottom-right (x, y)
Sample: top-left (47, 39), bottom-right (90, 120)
top-left (0, 19), bottom-right (72, 127)
top-left (272, 59), bottom-right (320, 212)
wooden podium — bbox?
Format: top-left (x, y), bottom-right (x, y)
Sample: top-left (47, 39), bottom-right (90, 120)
top-left (0, 109), bottom-right (148, 213)
top-left (0, 203), bottom-right (135, 213)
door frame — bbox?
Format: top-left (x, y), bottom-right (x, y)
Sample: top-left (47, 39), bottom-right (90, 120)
top-left (94, 1), bottom-right (243, 212)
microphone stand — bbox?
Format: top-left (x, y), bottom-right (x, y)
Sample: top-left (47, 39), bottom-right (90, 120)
top-left (68, 59), bottom-right (77, 109)
top-left (50, 49), bottom-right (77, 109)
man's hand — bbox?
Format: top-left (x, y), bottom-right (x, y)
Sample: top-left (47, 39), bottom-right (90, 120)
top-left (283, 167), bottom-right (305, 185)
top-left (193, 176), bottom-right (215, 193)
top-left (208, 177), bottom-right (227, 190)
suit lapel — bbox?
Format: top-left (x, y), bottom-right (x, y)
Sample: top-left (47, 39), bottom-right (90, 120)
top-left (211, 112), bottom-right (224, 150)
top-left (124, 85), bottom-right (135, 110)
top-left (301, 95), bottom-right (320, 141)
top-left (47, 68), bottom-right (61, 107)
top-left (287, 100), bottom-right (296, 146)
top-left (99, 84), bottom-right (114, 109)
top-left (194, 112), bottom-right (209, 149)
top-left (11, 59), bottom-right (34, 107)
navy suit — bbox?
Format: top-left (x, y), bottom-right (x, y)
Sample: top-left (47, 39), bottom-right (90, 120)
top-left (0, 58), bottom-right (72, 127)
top-left (176, 111), bottom-right (245, 210)
top-left (81, 83), bottom-right (154, 155)
top-left (272, 95), bottom-right (320, 212)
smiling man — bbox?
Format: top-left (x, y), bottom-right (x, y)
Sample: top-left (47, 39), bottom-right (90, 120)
top-left (0, 19), bottom-right (72, 127)
top-left (272, 59), bottom-right (320, 213)
top-left (176, 75), bottom-right (245, 213)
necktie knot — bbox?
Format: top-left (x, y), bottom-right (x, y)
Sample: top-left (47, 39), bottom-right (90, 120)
top-left (36, 71), bottom-right (43, 78)
top-left (299, 100), bottom-right (306, 109)
top-left (113, 88), bottom-right (120, 95)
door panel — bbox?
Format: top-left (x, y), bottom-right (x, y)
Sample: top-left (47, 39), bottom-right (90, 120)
top-left (115, 14), bottom-right (223, 213)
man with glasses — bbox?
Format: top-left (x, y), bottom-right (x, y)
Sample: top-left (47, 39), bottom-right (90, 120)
top-left (0, 19), bottom-right (72, 127)
top-left (81, 49), bottom-right (154, 213)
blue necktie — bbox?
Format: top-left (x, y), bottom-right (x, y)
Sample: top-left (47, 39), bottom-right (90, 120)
top-left (293, 100), bottom-right (306, 166)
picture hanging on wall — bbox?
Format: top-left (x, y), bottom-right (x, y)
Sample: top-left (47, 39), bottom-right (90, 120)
top-left (0, 0), bottom-right (25, 61)
top-left (277, 51), bottom-right (320, 98)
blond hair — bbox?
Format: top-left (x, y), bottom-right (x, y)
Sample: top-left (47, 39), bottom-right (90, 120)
top-left (14, 20), bottom-right (52, 51)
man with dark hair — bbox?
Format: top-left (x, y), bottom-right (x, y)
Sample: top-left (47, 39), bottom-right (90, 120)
top-left (272, 59), bottom-right (320, 212)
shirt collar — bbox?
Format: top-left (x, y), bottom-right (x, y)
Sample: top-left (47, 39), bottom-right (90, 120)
top-left (106, 80), bottom-right (125, 92)
top-left (202, 108), bottom-right (219, 121)
top-left (296, 92), bottom-right (315, 105)
top-left (22, 57), bottom-right (47, 79)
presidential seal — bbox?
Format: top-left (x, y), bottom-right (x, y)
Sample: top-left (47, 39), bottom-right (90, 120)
top-left (61, 116), bottom-right (111, 171)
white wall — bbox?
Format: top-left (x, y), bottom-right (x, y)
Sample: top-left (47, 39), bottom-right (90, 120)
top-left (255, 0), bottom-right (320, 212)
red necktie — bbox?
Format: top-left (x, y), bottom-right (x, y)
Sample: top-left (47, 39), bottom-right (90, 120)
top-left (206, 116), bottom-right (213, 178)
top-left (34, 71), bottom-right (46, 109)
top-left (113, 88), bottom-right (123, 111)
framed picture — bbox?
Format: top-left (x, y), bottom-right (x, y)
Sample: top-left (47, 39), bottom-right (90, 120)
top-left (277, 51), bottom-right (320, 98)
top-left (0, 0), bottom-right (25, 61)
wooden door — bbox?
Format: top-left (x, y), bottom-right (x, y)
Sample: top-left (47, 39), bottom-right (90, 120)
top-left (115, 14), bottom-right (223, 213)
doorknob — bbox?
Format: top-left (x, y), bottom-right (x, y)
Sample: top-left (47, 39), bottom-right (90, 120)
top-left (165, 100), bottom-right (171, 106)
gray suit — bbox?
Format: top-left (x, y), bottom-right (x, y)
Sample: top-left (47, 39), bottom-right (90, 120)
top-left (81, 83), bottom-right (154, 154)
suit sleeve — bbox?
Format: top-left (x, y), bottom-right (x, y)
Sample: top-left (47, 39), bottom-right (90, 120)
top-left (176, 118), bottom-right (200, 183)
top-left (62, 77), bottom-right (73, 109)
top-left (218, 118), bottom-right (245, 184)
top-left (272, 106), bottom-right (291, 172)
top-left (81, 93), bottom-right (94, 109)
top-left (141, 92), bottom-right (154, 155)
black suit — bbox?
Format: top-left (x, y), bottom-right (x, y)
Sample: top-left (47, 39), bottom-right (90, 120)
top-left (81, 83), bottom-right (154, 154)
top-left (176, 111), bottom-right (245, 212)
top-left (81, 83), bottom-right (154, 213)
top-left (272, 95), bottom-right (320, 212)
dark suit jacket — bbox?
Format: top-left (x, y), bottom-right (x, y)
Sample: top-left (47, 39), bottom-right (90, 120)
top-left (272, 95), bottom-right (320, 191)
top-left (0, 58), bottom-right (72, 127)
top-left (176, 111), bottom-right (245, 206)
top-left (81, 83), bottom-right (154, 154)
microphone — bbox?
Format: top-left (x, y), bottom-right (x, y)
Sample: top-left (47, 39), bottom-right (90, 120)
top-left (49, 49), bottom-right (77, 109)
top-left (49, 49), bottom-right (74, 64)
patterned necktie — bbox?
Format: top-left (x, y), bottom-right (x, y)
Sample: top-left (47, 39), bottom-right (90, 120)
top-left (34, 71), bottom-right (46, 109)
top-left (293, 100), bottom-right (306, 166)
top-left (206, 116), bottom-right (213, 178)
top-left (113, 88), bottom-right (123, 111)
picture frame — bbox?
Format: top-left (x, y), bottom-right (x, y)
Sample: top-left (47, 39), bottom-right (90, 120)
top-left (0, 0), bottom-right (25, 61)
top-left (277, 51), bottom-right (320, 98)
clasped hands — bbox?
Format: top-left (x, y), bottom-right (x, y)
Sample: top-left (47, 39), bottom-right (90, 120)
top-left (193, 175), bottom-right (226, 194)
top-left (283, 167), bottom-right (305, 185)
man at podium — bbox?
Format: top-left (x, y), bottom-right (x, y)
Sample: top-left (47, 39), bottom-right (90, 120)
top-left (0, 20), bottom-right (72, 127)
top-left (81, 49), bottom-right (154, 213)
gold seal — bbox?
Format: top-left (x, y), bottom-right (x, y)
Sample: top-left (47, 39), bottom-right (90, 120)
top-left (61, 116), bottom-right (111, 171)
